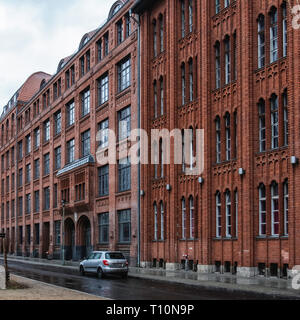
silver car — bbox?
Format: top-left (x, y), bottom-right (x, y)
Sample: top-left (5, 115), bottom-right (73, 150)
top-left (79, 251), bottom-right (129, 279)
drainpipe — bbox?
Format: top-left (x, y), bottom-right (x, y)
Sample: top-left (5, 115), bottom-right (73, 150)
top-left (130, 9), bottom-right (141, 268)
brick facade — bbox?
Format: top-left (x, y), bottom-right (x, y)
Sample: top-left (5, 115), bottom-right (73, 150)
top-left (0, 0), bottom-right (300, 277)
top-left (135, 0), bottom-right (300, 277)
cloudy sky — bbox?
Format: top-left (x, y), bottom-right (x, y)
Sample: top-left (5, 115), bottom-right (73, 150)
top-left (0, 0), bottom-right (116, 111)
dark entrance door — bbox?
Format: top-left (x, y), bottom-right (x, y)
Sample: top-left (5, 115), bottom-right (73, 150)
top-left (77, 216), bottom-right (92, 260)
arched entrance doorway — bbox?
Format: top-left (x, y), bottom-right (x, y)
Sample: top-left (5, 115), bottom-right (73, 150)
top-left (77, 215), bottom-right (92, 260)
top-left (65, 218), bottom-right (75, 261)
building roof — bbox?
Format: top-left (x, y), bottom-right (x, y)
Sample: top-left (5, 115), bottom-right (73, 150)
top-left (18, 71), bottom-right (52, 102)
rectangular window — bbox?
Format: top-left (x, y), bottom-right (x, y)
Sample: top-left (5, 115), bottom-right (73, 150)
top-left (258, 15), bottom-right (265, 68)
top-left (44, 153), bottom-right (50, 176)
top-left (118, 158), bottom-right (131, 192)
top-left (25, 164), bottom-right (31, 184)
top-left (98, 165), bottom-right (109, 197)
top-left (54, 111), bottom-right (62, 135)
top-left (81, 130), bottom-right (91, 157)
top-left (283, 91), bottom-right (288, 146)
top-left (34, 128), bottom-right (40, 149)
top-left (25, 134), bottom-right (31, 154)
top-left (104, 32), bottom-right (109, 56)
top-left (118, 209), bottom-right (131, 243)
top-left (44, 187), bottom-right (50, 211)
top-left (86, 50), bottom-right (90, 72)
top-left (271, 95), bottom-right (279, 149)
top-left (125, 13), bottom-right (131, 38)
top-left (66, 101), bottom-right (75, 127)
top-left (97, 73), bottom-right (109, 105)
top-left (118, 57), bottom-right (131, 92)
top-left (25, 193), bottom-right (31, 215)
top-left (67, 139), bottom-right (75, 164)
top-left (118, 106), bottom-right (131, 141)
top-left (98, 213), bottom-right (109, 244)
top-left (225, 191), bottom-right (231, 237)
top-left (44, 119), bottom-right (50, 142)
top-left (18, 196), bottom-right (23, 217)
top-left (258, 100), bottom-right (266, 152)
top-left (34, 190), bottom-right (40, 213)
top-left (66, 70), bottom-right (70, 89)
top-left (283, 5), bottom-right (287, 57)
top-left (18, 168), bottom-right (23, 187)
top-left (216, 0), bottom-right (221, 14)
top-left (19, 226), bottom-right (23, 244)
top-left (54, 184), bottom-right (58, 208)
top-left (284, 181), bottom-right (288, 236)
top-left (81, 88), bottom-right (90, 117)
top-left (54, 147), bottom-right (61, 170)
top-left (18, 141), bottom-right (23, 160)
top-left (98, 119), bottom-right (109, 149)
top-left (97, 39), bottom-right (103, 62)
top-left (55, 221), bottom-right (61, 245)
top-left (80, 56), bottom-right (85, 77)
top-left (34, 159), bottom-right (40, 180)
top-left (117, 19), bottom-right (124, 44)
top-left (26, 225), bottom-right (31, 245)
top-left (181, 0), bottom-right (185, 38)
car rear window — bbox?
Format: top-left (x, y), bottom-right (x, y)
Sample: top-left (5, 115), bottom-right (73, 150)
top-left (105, 253), bottom-right (125, 260)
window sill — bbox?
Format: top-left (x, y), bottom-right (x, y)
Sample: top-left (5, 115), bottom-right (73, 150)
top-left (95, 195), bottom-right (109, 200)
top-left (80, 113), bottom-right (90, 123)
top-left (66, 124), bottom-right (75, 133)
top-left (116, 87), bottom-right (131, 99)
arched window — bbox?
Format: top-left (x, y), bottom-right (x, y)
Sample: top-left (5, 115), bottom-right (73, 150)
top-left (160, 77), bottom-right (164, 116)
top-left (258, 99), bottom-right (266, 152)
top-left (182, 129), bottom-right (186, 172)
top-left (160, 201), bottom-right (164, 240)
top-left (181, 0), bottom-right (185, 38)
top-left (189, 196), bottom-right (194, 239)
top-left (224, 36), bottom-right (231, 84)
top-left (235, 189), bottom-right (238, 237)
top-left (216, 116), bottom-right (221, 163)
top-left (216, 0), bottom-right (221, 14)
top-left (188, 0), bottom-right (193, 33)
top-left (216, 192), bottom-right (222, 238)
top-left (224, 0), bottom-right (230, 8)
top-left (181, 63), bottom-right (186, 105)
top-left (283, 89), bottom-right (288, 146)
top-left (225, 113), bottom-right (231, 160)
top-left (189, 58), bottom-right (193, 102)
top-left (282, 3), bottom-right (287, 57)
top-left (215, 42), bottom-right (221, 89)
top-left (270, 7), bottom-right (278, 63)
top-left (153, 20), bottom-right (157, 58)
top-left (153, 140), bottom-right (158, 179)
top-left (270, 94), bottom-right (279, 149)
top-left (154, 202), bottom-right (158, 240)
top-left (283, 180), bottom-right (288, 236)
top-left (271, 181), bottom-right (279, 236)
top-left (154, 80), bottom-right (158, 118)
top-left (159, 139), bottom-right (164, 178)
top-left (225, 190), bottom-right (231, 237)
top-left (159, 15), bottom-right (164, 53)
top-left (258, 14), bottom-right (265, 68)
top-left (259, 184), bottom-right (266, 236)
top-left (189, 126), bottom-right (194, 169)
top-left (182, 197), bottom-right (186, 239)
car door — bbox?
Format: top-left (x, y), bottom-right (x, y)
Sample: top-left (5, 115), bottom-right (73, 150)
top-left (84, 252), bottom-right (96, 271)
top-left (90, 252), bottom-right (102, 272)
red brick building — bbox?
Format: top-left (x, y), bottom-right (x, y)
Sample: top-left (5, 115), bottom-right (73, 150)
top-left (133, 0), bottom-right (300, 277)
top-left (0, 0), bottom-right (140, 264)
top-left (1, 0), bottom-right (300, 278)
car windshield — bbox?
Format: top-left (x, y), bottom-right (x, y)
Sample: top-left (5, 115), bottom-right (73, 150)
top-left (105, 253), bottom-right (125, 260)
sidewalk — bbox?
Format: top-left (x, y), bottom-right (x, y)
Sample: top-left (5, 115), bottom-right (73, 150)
top-left (1, 274), bottom-right (108, 300)
top-left (2, 255), bottom-right (300, 299)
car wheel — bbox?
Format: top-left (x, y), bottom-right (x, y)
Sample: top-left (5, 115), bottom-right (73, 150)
top-left (97, 268), bottom-right (104, 279)
top-left (80, 266), bottom-right (85, 276)
top-left (121, 272), bottom-right (128, 279)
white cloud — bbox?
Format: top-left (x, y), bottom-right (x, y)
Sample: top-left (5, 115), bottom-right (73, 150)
top-left (0, 0), bottom-right (116, 111)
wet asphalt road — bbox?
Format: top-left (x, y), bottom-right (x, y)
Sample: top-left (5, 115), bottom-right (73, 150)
top-left (4, 260), bottom-right (275, 300)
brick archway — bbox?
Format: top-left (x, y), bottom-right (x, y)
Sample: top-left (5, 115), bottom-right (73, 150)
top-left (76, 215), bottom-right (92, 260)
